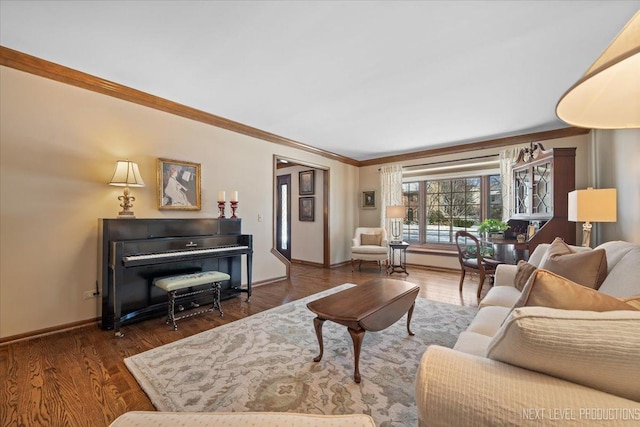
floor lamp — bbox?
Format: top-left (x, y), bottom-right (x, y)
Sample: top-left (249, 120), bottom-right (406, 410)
top-left (568, 188), bottom-right (617, 247)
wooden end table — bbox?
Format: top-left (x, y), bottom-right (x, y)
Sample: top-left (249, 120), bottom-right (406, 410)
top-left (306, 278), bottom-right (420, 383)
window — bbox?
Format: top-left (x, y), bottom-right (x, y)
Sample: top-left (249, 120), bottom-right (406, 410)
top-left (402, 174), bottom-right (502, 245)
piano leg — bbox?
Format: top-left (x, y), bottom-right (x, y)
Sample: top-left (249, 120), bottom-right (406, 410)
top-left (246, 252), bottom-right (253, 302)
top-left (113, 269), bottom-right (124, 338)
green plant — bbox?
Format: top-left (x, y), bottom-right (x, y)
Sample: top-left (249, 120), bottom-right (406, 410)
top-left (477, 218), bottom-right (509, 233)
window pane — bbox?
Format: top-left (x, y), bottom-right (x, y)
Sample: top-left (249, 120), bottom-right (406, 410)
top-left (422, 174), bottom-right (498, 243)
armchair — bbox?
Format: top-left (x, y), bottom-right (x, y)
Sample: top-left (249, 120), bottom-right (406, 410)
top-left (351, 227), bottom-right (388, 272)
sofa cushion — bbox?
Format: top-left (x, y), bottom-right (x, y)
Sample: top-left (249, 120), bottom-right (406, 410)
top-left (360, 233), bottom-right (382, 246)
top-left (478, 285), bottom-right (521, 309)
top-left (486, 307), bottom-right (640, 402)
top-left (514, 260), bottom-right (537, 291)
top-left (452, 331), bottom-right (494, 357)
top-left (466, 306), bottom-right (512, 337)
top-left (514, 269), bottom-right (637, 311)
top-left (597, 242), bottom-right (640, 297)
top-left (539, 238), bottom-right (607, 289)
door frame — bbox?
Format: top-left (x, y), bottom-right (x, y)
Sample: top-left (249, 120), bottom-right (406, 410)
top-left (273, 155), bottom-right (330, 272)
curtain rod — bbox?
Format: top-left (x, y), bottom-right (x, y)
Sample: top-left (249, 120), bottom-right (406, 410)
top-left (377, 154), bottom-right (498, 171)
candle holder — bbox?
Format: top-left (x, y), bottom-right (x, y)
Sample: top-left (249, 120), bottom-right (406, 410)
top-left (230, 201), bottom-right (238, 218)
top-left (217, 201), bottom-right (226, 218)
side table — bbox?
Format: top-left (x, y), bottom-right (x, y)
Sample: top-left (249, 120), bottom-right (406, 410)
top-left (388, 241), bottom-right (409, 275)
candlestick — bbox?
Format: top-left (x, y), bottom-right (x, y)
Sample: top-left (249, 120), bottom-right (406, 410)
top-left (230, 201), bottom-right (238, 218)
top-left (231, 191), bottom-right (238, 202)
top-left (217, 201), bottom-right (226, 218)
top-left (218, 191), bottom-right (226, 202)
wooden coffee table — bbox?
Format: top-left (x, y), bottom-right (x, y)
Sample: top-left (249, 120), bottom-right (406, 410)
top-left (306, 278), bottom-right (420, 383)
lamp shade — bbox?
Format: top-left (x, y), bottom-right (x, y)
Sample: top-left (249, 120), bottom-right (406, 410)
top-left (568, 188), bottom-right (617, 222)
top-left (556, 11), bottom-right (640, 129)
top-left (386, 205), bottom-right (405, 219)
top-left (109, 160), bottom-right (145, 187)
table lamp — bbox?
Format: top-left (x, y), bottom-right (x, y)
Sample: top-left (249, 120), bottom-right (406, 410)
top-left (386, 205), bottom-right (405, 243)
top-left (109, 160), bottom-right (145, 218)
top-left (568, 187), bottom-right (617, 247)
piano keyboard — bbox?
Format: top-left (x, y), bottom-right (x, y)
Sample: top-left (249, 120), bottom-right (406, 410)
top-left (123, 245), bottom-right (249, 262)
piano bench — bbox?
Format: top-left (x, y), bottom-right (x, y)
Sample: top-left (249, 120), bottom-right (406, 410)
top-left (153, 271), bottom-right (230, 330)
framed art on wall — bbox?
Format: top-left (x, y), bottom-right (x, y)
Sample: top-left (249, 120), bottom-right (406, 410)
top-left (157, 158), bottom-right (201, 210)
top-left (299, 170), bottom-right (315, 195)
top-left (299, 197), bottom-right (315, 221)
top-left (362, 190), bottom-right (376, 209)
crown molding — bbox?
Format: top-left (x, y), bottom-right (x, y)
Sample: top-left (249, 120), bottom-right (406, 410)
top-left (1, 46), bottom-right (589, 169)
top-left (358, 127), bottom-right (590, 167)
top-left (0, 46), bottom-right (360, 167)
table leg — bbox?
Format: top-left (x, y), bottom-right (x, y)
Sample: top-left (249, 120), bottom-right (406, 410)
top-left (348, 327), bottom-right (365, 383)
top-left (406, 302), bottom-right (415, 336)
top-left (312, 317), bottom-right (325, 362)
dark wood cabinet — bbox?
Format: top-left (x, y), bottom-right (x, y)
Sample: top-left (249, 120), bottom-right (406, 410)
top-left (507, 143), bottom-right (576, 256)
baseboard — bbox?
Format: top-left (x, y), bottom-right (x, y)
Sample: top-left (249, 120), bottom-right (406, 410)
top-left (0, 317), bottom-right (100, 346)
top-left (290, 259), bottom-right (324, 268)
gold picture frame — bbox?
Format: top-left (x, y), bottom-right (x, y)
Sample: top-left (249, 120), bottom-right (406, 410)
top-left (157, 158), bottom-right (201, 210)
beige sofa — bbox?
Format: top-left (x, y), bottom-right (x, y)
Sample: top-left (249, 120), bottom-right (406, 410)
top-left (416, 240), bottom-right (640, 426)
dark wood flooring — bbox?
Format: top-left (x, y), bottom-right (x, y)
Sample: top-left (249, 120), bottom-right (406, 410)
top-left (0, 262), bottom-right (486, 427)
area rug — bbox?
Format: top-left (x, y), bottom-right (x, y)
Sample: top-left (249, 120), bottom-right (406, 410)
top-left (125, 283), bottom-right (477, 426)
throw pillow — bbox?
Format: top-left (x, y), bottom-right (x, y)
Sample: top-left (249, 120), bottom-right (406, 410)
top-left (486, 306), bottom-right (640, 402)
top-left (360, 233), bottom-right (381, 246)
top-left (514, 269), bottom-right (637, 311)
top-left (537, 237), bottom-right (571, 267)
top-left (539, 238), bottom-right (608, 289)
top-left (514, 260), bottom-right (537, 291)
top-left (620, 296), bottom-right (640, 310)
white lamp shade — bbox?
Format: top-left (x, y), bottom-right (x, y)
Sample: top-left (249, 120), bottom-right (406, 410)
top-left (386, 205), bottom-right (405, 219)
top-left (556, 11), bottom-right (640, 129)
top-left (568, 188), bottom-right (617, 222)
top-left (109, 160), bottom-right (145, 187)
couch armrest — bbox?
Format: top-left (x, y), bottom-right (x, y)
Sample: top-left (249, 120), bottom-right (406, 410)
top-left (415, 346), bottom-right (640, 427)
top-left (493, 264), bottom-right (517, 287)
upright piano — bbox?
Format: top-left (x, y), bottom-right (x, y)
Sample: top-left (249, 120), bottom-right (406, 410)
top-left (98, 218), bottom-right (252, 335)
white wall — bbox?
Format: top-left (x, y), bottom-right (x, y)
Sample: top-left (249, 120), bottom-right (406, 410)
top-left (276, 165), bottom-right (324, 264)
top-left (591, 129), bottom-right (640, 245)
top-left (357, 134), bottom-right (592, 269)
top-left (0, 66), bottom-right (359, 338)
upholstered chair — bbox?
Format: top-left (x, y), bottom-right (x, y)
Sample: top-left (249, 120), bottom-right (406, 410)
top-left (351, 227), bottom-right (389, 271)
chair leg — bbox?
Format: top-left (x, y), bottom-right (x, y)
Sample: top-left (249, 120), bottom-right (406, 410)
top-left (458, 269), bottom-right (466, 292)
top-left (351, 258), bottom-right (355, 272)
top-left (477, 271), bottom-right (486, 299)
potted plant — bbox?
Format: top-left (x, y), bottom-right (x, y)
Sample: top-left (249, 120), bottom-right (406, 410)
top-left (477, 219), bottom-right (510, 240)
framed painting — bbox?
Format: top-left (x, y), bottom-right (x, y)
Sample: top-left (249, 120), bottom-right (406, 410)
top-left (299, 170), bottom-right (315, 195)
top-left (362, 190), bottom-right (376, 209)
top-left (157, 158), bottom-right (201, 210)
top-left (299, 197), bottom-right (315, 221)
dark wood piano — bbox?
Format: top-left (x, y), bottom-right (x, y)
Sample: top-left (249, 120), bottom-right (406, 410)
top-left (98, 218), bottom-right (252, 336)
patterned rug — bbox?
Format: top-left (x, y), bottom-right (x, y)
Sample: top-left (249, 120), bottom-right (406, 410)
top-left (125, 284), bottom-right (477, 426)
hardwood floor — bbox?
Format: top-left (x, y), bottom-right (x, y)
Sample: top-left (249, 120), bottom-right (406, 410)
top-left (0, 263), bottom-right (487, 427)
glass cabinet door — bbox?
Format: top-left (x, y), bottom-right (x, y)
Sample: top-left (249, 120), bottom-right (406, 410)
top-left (514, 168), bottom-right (530, 215)
top-left (532, 162), bottom-right (553, 215)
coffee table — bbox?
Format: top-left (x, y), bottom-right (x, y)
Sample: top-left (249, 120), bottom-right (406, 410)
top-left (306, 278), bottom-right (420, 383)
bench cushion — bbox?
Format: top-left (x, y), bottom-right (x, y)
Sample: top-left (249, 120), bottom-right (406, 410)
top-left (154, 271), bottom-right (230, 292)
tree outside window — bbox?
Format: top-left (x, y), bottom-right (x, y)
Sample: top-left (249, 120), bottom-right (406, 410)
top-left (402, 174), bottom-right (502, 245)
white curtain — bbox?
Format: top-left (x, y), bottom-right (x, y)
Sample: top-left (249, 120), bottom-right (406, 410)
top-left (500, 146), bottom-right (523, 221)
top-left (380, 165), bottom-right (403, 237)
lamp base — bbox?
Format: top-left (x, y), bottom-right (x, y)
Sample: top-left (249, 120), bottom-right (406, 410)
top-left (581, 221), bottom-right (593, 247)
top-left (116, 187), bottom-right (137, 219)
top-left (117, 211), bottom-right (136, 219)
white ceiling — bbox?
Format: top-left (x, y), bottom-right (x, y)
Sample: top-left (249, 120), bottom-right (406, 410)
top-left (1, 1), bottom-right (638, 161)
